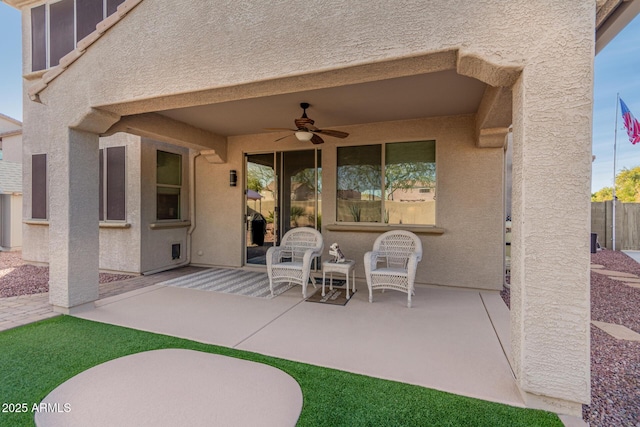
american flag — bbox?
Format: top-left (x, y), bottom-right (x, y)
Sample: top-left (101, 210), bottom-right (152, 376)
top-left (620, 98), bottom-right (640, 144)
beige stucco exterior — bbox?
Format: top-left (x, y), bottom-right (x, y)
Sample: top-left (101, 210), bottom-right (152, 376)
top-left (0, 133), bottom-right (23, 163)
top-left (190, 114), bottom-right (504, 290)
top-left (0, 193), bottom-right (23, 250)
top-left (9, 0), bottom-right (630, 416)
top-left (0, 114), bottom-right (23, 250)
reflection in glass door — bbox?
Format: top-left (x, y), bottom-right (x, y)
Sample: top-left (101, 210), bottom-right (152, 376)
top-left (245, 150), bottom-right (321, 265)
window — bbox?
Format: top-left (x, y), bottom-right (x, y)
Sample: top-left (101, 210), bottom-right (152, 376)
top-left (31, 0), bottom-right (126, 71)
top-left (337, 140), bottom-right (436, 225)
top-left (31, 5), bottom-right (47, 71)
top-left (156, 151), bottom-right (182, 220)
top-left (99, 146), bottom-right (126, 221)
top-left (32, 154), bottom-right (48, 219)
top-left (49, 0), bottom-right (75, 68)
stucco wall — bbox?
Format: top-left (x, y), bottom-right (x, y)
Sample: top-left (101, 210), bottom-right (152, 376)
top-left (1, 194), bottom-right (23, 250)
top-left (191, 152), bottom-right (243, 268)
top-left (190, 115), bottom-right (503, 290)
top-left (139, 138), bottom-right (191, 273)
top-left (0, 116), bottom-right (21, 133)
top-left (14, 0), bottom-right (593, 412)
top-left (1, 134), bottom-right (23, 163)
top-left (22, 132), bottom-right (191, 274)
top-left (21, 94), bottom-right (52, 264)
top-left (97, 133), bottom-right (142, 273)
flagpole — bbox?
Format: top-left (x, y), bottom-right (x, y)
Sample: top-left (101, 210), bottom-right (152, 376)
top-left (613, 93), bottom-right (619, 250)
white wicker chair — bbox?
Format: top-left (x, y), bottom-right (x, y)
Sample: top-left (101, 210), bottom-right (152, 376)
top-left (364, 230), bottom-right (423, 308)
top-left (266, 227), bottom-right (324, 298)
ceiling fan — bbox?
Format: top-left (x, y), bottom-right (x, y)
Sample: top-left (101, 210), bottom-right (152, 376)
top-left (265, 103), bottom-right (349, 144)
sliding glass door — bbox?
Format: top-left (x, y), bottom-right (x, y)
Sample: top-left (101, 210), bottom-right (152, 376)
top-left (245, 149), bottom-right (321, 265)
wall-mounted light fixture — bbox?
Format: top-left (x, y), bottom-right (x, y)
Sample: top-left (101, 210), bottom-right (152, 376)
top-left (230, 170), bottom-right (238, 187)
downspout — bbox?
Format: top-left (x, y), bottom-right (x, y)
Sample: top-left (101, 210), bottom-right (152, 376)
top-left (177, 149), bottom-right (200, 268)
top-left (142, 150), bottom-right (199, 274)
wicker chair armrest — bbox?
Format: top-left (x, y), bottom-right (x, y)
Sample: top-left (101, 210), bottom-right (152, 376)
top-left (301, 243), bottom-right (323, 270)
top-left (364, 251), bottom-right (380, 283)
top-left (407, 252), bottom-right (421, 285)
top-left (266, 246), bottom-right (284, 268)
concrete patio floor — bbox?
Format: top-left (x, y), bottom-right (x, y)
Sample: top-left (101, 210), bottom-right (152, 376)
top-left (73, 278), bottom-right (524, 409)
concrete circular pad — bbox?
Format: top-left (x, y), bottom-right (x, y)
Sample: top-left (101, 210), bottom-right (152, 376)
top-left (35, 349), bottom-right (302, 427)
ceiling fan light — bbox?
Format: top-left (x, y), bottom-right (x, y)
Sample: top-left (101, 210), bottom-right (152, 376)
top-left (295, 131), bottom-right (314, 141)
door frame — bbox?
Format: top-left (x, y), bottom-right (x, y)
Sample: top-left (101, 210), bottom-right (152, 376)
top-left (244, 148), bottom-right (321, 266)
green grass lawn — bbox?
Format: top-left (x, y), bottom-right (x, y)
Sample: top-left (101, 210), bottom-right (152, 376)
top-left (0, 316), bottom-right (562, 426)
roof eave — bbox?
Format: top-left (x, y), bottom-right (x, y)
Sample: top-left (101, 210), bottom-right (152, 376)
top-left (3, 0), bottom-right (42, 9)
top-left (596, 0), bottom-right (640, 54)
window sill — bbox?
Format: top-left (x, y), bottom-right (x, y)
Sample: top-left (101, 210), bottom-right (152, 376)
top-left (149, 220), bottom-right (191, 230)
top-left (325, 224), bottom-right (445, 234)
top-left (24, 220), bottom-right (133, 229)
top-left (100, 222), bottom-right (131, 229)
top-left (24, 219), bottom-right (49, 226)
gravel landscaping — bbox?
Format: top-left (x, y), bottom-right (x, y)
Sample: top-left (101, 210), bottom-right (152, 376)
top-left (0, 251), bottom-right (133, 298)
top-left (502, 249), bottom-right (640, 427)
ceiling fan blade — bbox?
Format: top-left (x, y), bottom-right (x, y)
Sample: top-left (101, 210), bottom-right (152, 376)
top-left (315, 129), bottom-right (349, 139)
top-left (310, 134), bottom-right (324, 145)
top-left (264, 127), bottom-right (297, 132)
top-left (274, 133), bottom-right (294, 142)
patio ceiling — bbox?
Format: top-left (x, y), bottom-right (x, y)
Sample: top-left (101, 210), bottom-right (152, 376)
top-left (156, 70), bottom-right (487, 137)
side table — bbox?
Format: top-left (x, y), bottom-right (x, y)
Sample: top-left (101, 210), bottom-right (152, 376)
top-left (322, 260), bottom-right (356, 299)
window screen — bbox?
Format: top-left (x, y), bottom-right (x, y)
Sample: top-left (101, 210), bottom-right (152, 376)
top-left (32, 154), bottom-right (48, 219)
top-left (106, 146), bottom-right (126, 220)
top-left (106, 0), bottom-right (125, 16)
top-left (76, 0), bottom-right (104, 41)
top-left (31, 5), bottom-right (47, 71)
top-left (50, 0), bottom-right (75, 67)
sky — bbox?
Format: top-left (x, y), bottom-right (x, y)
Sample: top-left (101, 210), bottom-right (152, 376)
top-left (592, 14), bottom-right (640, 193)
top-left (0, 3), bottom-right (639, 192)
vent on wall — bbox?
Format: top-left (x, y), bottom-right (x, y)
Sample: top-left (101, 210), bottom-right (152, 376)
top-left (172, 243), bottom-right (181, 260)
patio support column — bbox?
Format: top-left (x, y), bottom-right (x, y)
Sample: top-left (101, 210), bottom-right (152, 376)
top-left (48, 128), bottom-right (100, 313)
top-left (509, 41), bottom-right (592, 414)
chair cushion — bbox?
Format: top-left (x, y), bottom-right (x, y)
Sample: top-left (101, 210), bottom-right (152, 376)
top-left (370, 267), bottom-right (409, 277)
top-left (272, 262), bottom-right (304, 270)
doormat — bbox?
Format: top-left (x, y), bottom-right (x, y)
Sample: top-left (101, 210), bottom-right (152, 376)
top-left (313, 277), bottom-right (346, 287)
top-left (305, 288), bottom-right (356, 306)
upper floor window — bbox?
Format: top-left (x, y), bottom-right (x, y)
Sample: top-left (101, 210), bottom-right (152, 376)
top-left (31, 0), bottom-right (126, 71)
top-left (336, 140), bottom-right (436, 225)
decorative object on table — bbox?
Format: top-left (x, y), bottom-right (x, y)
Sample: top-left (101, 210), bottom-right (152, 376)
top-left (329, 243), bottom-right (346, 263)
top-left (364, 230), bottom-right (422, 308)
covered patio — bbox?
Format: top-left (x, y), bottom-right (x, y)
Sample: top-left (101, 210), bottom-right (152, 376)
top-left (7, 0), bottom-right (609, 416)
top-left (73, 280), bottom-right (522, 408)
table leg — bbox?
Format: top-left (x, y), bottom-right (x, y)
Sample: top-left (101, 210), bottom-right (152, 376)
top-left (352, 269), bottom-right (356, 294)
top-left (322, 270), bottom-right (326, 296)
top-left (345, 270), bottom-right (349, 299)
